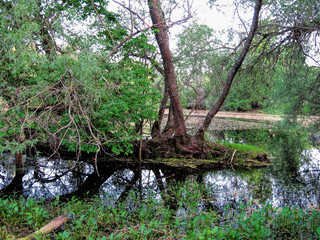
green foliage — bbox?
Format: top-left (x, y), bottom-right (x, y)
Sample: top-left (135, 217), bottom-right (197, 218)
top-left (0, 181), bottom-right (319, 239)
top-left (174, 23), bottom-right (231, 110)
top-left (224, 65), bottom-right (272, 111)
top-left (271, 55), bottom-right (320, 130)
top-left (175, 0), bottom-right (319, 117)
top-left (0, 0), bottom-right (160, 156)
top-left (221, 141), bottom-right (267, 154)
top-left (270, 126), bottom-right (310, 174)
top-left (221, 128), bottom-right (312, 176)
top-left (174, 22), bottom-right (273, 111)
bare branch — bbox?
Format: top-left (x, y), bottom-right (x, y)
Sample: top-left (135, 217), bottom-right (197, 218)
top-left (111, 0), bottom-right (151, 28)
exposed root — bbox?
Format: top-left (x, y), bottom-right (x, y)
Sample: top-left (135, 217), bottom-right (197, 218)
top-left (136, 135), bottom-right (228, 160)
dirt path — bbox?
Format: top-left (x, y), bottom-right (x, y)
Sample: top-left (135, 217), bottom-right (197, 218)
top-left (164, 109), bottom-right (319, 131)
top-left (183, 110), bottom-right (283, 122)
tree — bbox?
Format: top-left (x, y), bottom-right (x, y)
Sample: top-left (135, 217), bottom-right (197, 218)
top-left (148, 0), bottom-right (188, 139)
top-left (0, 0), bottom-right (160, 161)
top-left (147, 0), bottom-right (263, 143)
top-left (262, 0), bottom-right (320, 129)
top-left (0, 0), bottom-right (265, 160)
top-left (195, 0), bottom-right (263, 139)
top-left (174, 23), bottom-right (219, 111)
top-left (1, 0), bottom-right (318, 161)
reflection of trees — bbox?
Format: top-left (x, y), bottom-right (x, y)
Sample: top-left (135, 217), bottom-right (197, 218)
top-left (22, 159), bottom-right (93, 199)
top-left (204, 170), bottom-right (252, 212)
top-left (1, 151), bottom-right (319, 215)
top-left (61, 161), bottom-right (120, 201)
top-left (243, 170), bottom-right (273, 204)
top-left (0, 167), bottom-right (26, 196)
top-left (271, 149), bottom-right (320, 208)
top-left (117, 169), bottom-right (140, 203)
top-left (0, 157), bottom-right (94, 199)
top-left (271, 130), bottom-right (310, 175)
top-left (270, 178), bottom-right (319, 208)
top-left (97, 164), bottom-right (212, 220)
top-left (0, 155), bottom-right (27, 196)
top-left (0, 156), bottom-right (15, 191)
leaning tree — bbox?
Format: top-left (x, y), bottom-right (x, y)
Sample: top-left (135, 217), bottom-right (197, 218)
top-left (145, 0), bottom-right (263, 154)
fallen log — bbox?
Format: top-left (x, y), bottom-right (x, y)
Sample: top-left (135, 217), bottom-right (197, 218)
top-left (15, 215), bottom-right (68, 240)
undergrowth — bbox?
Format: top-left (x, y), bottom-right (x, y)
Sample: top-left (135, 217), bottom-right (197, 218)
top-left (0, 181), bottom-right (319, 239)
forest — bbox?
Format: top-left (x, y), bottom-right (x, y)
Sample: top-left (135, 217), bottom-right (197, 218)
top-left (0, 0), bottom-right (320, 239)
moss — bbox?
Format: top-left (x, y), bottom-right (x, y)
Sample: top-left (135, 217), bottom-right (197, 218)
top-left (134, 137), bottom-right (270, 171)
top-left (141, 147), bottom-right (269, 171)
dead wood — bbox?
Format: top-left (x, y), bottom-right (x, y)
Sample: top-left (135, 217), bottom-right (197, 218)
top-left (16, 215), bottom-right (68, 240)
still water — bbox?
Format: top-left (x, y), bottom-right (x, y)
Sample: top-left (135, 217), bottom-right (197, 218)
top-left (0, 130), bottom-right (319, 211)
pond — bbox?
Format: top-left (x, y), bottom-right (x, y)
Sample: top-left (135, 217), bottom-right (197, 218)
top-left (0, 129), bottom-right (319, 213)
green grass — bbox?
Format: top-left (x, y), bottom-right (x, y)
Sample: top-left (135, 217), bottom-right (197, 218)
top-left (221, 141), bottom-right (268, 154)
top-left (0, 181), bottom-right (319, 239)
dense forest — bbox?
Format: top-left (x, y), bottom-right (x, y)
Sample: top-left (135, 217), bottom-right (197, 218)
top-left (0, 0), bottom-right (319, 158)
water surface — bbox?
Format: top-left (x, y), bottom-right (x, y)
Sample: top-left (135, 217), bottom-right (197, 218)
top-left (0, 129), bottom-right (319, 212)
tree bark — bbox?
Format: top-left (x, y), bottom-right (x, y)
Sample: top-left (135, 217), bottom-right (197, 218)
top-left (163, 103), bottom-right (175, 136)
top-left (196, 0), bottom-right (263, 140)
top-left (151, 81), bottom-right (169, 138)
top-left (148, 0), bottom-right (187, 139)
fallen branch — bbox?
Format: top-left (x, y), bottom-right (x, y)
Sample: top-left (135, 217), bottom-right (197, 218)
top-left (16, 215), bottom-right (68, 240)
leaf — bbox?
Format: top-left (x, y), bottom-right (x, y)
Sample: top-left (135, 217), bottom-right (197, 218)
top-left (121, 210), bottom-right (127, 217)
top-left (144, 229), bottom-right (153, 235)
top-left (140, 223), bottom-right (146, 232)
top-left (212, 226), bottom-right (219, 234)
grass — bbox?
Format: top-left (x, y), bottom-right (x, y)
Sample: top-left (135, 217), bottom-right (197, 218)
top-left (221, 141), bottom-right (268, 154)
top-left (0, 181), bottom-right (319, 239)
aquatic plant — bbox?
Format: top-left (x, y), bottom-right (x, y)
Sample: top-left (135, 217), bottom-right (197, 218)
top-left (0, 181), bottom-right (319, 239)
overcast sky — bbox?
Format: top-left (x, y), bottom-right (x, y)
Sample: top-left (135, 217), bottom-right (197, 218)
top-left (192, 0), bottom-right (239, 31)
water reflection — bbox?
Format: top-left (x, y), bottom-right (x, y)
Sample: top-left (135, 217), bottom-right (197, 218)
top-left (203, 148), bottom-right (320, 210)
top-left (0, 154), bottom-right (15, 190)
top-left (100, 169), bottom-right (135, 205)
top-left (0, 129), bottom-right (319, 213)
top-left (100, 169), bottom-right (165, 206)
top-left (0, 157), bottom-right (93, 199)
top-left (204, 170), bottom-right (252, 211)
top-left (23, 158), bottom-right (94, 199)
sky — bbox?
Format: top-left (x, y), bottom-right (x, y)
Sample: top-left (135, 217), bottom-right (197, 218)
top-left (191, 0), bottom-right (240, 32)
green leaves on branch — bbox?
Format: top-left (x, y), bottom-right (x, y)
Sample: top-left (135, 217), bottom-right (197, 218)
top-left (0, 0), bottom-right (160, 156)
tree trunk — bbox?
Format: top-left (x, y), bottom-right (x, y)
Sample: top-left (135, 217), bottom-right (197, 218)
top-left (148, 0), bottom-right (187, 139)
top-left (196, 0), bottom-right (263, 140)
top-left (163, 103), bottom-right (175, 136)
top-left (151, 81), bottom-right (169, 138)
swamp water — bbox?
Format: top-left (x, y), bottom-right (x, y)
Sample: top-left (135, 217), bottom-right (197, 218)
top-left (0, 130), bottom-right (319, 213)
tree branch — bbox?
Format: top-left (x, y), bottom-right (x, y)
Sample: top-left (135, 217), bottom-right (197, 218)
top-left (196, 0), bottom-right (263, 139)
